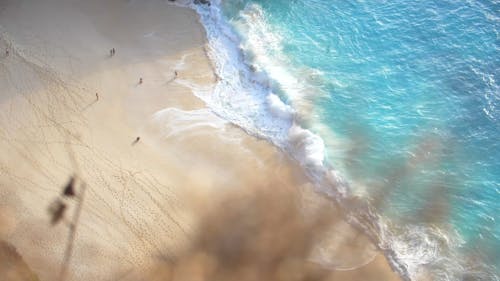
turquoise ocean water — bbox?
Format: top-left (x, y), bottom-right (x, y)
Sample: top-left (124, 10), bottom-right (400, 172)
top-left (185, 0), bottom-right (499, 280)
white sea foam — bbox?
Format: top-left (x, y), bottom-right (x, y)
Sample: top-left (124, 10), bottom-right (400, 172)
top-left (236, 3), bottom-right (323, 116)
top-left (288, 124), bottom-right (325, 170)
top-left (152, 107), bottom-right (228, 139)
top-left (266, 93), bottom-right (294, 120)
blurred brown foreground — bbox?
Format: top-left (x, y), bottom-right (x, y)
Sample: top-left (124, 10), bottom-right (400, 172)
top-left (120, 184), bottom-right (399, 281)
top-left (1, 183), bottom-right (402, 281)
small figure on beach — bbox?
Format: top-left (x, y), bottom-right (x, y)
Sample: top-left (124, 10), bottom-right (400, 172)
top-left (167, 71), bottom-right (178, 84)
top-left (215, 73), bottom-right (221, 82)
top-left (110, 48), bottom-right (115, 57)
top-left (95, 93), bottom-right (99, 101)
top-left (132, 136), bottom-right (140, 145)
top-left (5, 49), bottom-right (9, 57)
top-left (194, 0), bottom-right (210, 5)
top-left (139, 77), bottom-right (143, 84)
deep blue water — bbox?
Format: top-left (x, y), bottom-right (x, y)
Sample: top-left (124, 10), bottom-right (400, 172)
top-left (193, 0), bottom-right (499, 280)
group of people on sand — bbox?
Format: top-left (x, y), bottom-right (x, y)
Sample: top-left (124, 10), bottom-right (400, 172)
top-left (99, 48), bottom-right (180, 145)
top-left (107, 47), bottom-right (180, 85)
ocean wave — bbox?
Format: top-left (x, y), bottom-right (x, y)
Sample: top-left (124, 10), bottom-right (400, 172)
top-left (152, 107), bottom-right (228, 139)
top-left (172, 0), bottom-right (413, 279)
top-left (168, 1), bottom-right (498, 280)
top-left (179, 0), bottom-right (332, 185)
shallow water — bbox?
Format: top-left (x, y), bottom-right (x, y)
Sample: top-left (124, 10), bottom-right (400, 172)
top-left (185, 0), bottom-right (499, 280)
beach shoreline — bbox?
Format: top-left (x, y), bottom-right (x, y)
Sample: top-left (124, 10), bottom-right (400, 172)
top-left (0, 0), bottom-right (403, 280)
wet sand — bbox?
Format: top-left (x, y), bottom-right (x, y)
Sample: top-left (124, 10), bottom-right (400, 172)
top-left (0, 0), bottom-right (402, 280)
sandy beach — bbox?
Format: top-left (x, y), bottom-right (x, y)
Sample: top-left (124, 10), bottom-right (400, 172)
top-left (0, 0), bottom-right (402, 280)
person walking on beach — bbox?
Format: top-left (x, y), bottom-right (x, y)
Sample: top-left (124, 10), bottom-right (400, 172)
top-left (167, 71), bottom-right (178, 84)
top-left (139, 78), bottom-right (143, 84)
top-left (96, 93), bottom-right (99, 101)
top-left (5, 49), bottom-right (9, 57)
top-left (132, 136), bottom-right (140, 145)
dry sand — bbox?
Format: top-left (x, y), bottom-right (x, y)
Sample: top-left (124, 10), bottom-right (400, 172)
top-left (0, 0), bottom-right (402, 280)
